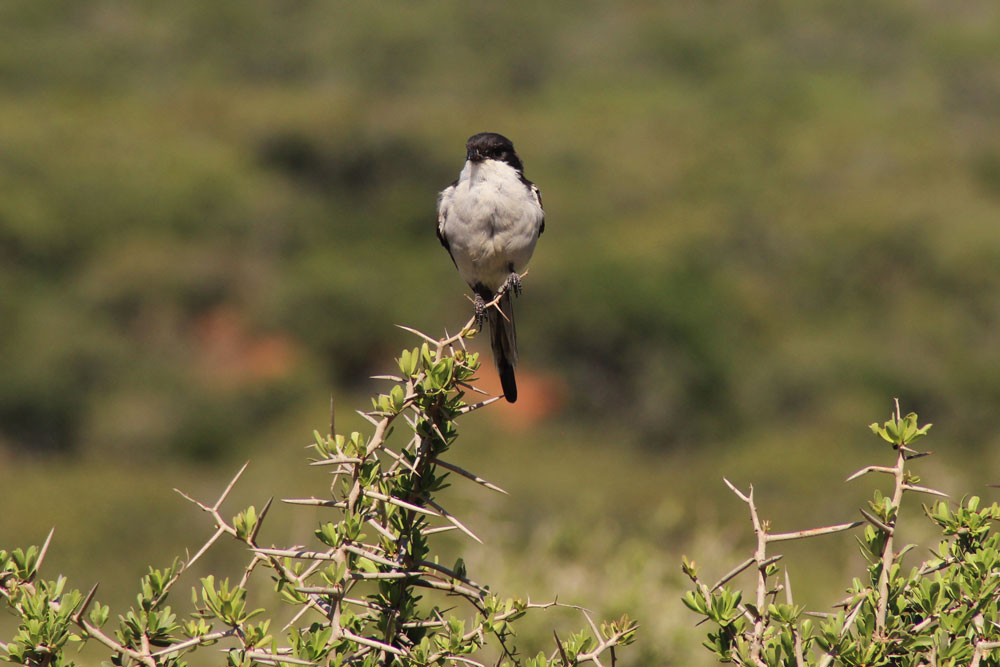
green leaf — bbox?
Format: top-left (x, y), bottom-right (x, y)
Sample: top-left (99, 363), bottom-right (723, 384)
top-left (389, 384), bottom-right (406, 413)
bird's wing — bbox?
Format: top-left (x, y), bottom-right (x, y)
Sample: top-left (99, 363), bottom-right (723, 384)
top-left (436, 181), bottom-right (457, 263)
top-left (531, 182), bottom-right (545, 236)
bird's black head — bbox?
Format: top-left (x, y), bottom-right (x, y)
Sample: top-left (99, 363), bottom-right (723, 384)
top-left (465, 132), bottom-right (524, 172)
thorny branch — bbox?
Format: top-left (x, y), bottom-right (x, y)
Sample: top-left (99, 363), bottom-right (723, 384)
top-left (3, 292), bottom-right (633, 666)
top-left (683, 401), bottom-right (981, 667)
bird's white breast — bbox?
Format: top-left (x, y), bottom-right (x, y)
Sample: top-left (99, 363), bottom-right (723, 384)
top-left (438, 159), bottom-right (544, 292)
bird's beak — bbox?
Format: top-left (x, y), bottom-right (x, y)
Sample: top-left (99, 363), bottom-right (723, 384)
top-left (466, 147), bottom-right (482, 162)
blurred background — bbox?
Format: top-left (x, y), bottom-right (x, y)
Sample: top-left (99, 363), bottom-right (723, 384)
top-left (3, 1), bottom-right (1000, 663)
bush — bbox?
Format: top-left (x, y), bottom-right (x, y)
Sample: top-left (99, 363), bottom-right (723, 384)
top-left (683, 402), bottom-right (1000, 666)
top-left (0, 309), bottom-right (635, 667)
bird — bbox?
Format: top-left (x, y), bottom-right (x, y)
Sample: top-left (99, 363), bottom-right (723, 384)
top-left (436, 132), bottom-right (545, 403)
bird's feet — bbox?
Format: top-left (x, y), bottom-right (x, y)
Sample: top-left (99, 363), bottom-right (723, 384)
top-left (502, 272), bottom-right (522, 297)
top-left (473, 293), bottom-right (487, 330)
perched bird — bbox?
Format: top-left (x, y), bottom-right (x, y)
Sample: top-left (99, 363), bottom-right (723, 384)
top-left (437, 132), bottom-right (545, 403)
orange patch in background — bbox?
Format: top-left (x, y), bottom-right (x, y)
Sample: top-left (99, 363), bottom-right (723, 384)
top-left (474, 367), bottom-right (566, 429)
top-left (192, 307), bottom-right (299, 389)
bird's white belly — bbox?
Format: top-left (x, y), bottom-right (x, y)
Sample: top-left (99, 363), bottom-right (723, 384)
top-left (445, 177), bottom-right (541, 292)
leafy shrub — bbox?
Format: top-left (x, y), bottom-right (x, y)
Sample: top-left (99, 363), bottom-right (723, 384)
top-left (683, 402), bottom-right (1000, 666)
top-left (1, 310), bottom-right (634, 666)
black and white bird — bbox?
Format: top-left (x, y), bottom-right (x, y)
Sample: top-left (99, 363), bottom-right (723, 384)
top-left (437, 132), bottom-right (545, 403)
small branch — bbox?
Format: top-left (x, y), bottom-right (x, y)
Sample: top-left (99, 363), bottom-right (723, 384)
top-left (410, 577), bottom-right (484, 599)
top-left (971, 640), bottom-right (1000, 667)
top-left (841, 596), bottom-right (866, 638)
top-left (281, 603), bottom-right (314, 633)
top-left (362, 489), bottom-right (441, 516)
top-left (34, 527), bottom-right (56, 579)
top-left (282, 497), bottom-right (347, 508)
top-left (366, 518), bottom-right (399, 543)
top-left (553, 631), bottom-right (570, 665)
top-left (340, 629), bottom-right (407, 656)
top-left (576, 626), bottom-right (637, 665)
top-left (355, 409), bottom-right (381, 427)
top-left (427, 655), bottom-right (485, 666)
top-left (77, 619), bottom-right (156, 667)
top-left (252, 495), bottom-right (273, 537)
top-left (253, 546), bottom-right (337, 561)
top-left (425, 497), bottom-right (482, 544)
top-left (215, 460), bottom-right (251, 511)
top-left (784, 569), bottom-right (806, 667)
top-left (455, 380), bottom-right (490, 396)
top-left (242, 650), bottom-right (317, 665)
top-left (238, 553), bottom-right (265, 590)
top-left (70, 583), bottom-right (100, 624)
top-left (846, 465), bottom-right (897, 482)
top-left (309, 456), bottom-right (364, 466)
top-left (767, 521), bottom-right (863, 542)
top-left (725, 480), bottom-right (770, 667)
top-left (456, 396), bottom-right (504, 414)
top-left (342, 543), bottom-right (404, 570)
top-left (860, 507), bottom-right (893, 535)
top-left (723, 477), bottom-right (750, 502)
top-left (750, 496), bottom-right (768, 667)
top-left (394, 324), bottom-right (440, 345)
top-left (417, 559), bottom-right (487, 592)
top-left (150, 629), bottom-right (236, 657)
top-left (184, 526), bottom-right (229, 570)
top-left (370, 374), bottom-right (404, 382)
top-left (338, 571), bottom-right (423, 582)
top-left (901, 484), bottom-right (948, 498)
top-left (911, 614), bottom-right (937, 633)
top-left (711, 555), bottom-right (783, 592)
top-left (875, 445), bottom-right (907, 634)
top-left (434, 458), bottom-right (509, 494)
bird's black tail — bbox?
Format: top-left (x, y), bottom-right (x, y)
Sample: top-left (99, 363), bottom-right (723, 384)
top-left (488, 290), bottom-right (518, 403)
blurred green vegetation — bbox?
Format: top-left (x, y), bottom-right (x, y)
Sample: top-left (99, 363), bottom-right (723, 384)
top-left (3, 1), bottom-right (1000, 664)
